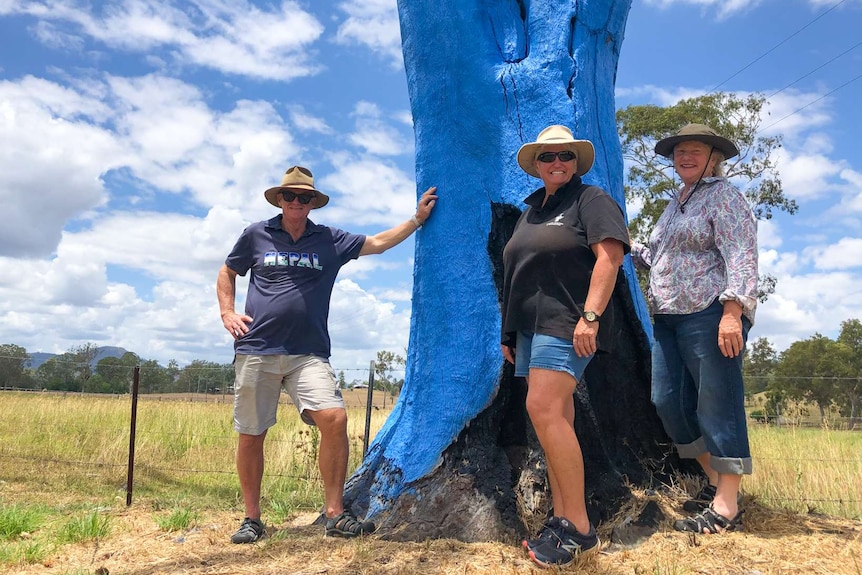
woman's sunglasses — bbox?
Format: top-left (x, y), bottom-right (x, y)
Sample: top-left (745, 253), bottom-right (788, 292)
top-left (537, 151), bottom-right (576, 163)
top-left (281, 190), bottom-right (314, 204)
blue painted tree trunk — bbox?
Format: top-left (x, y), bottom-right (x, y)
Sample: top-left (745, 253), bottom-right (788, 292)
top-left (344, 0), bottom-right (679, 542)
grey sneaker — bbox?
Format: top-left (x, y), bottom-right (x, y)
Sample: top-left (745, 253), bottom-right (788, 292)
top-left (522, 516), bottom-right (561, 551)
top-left (231, 517), bottom-right (264, 544)
top-left (527, 518), bottom-right (599, 568)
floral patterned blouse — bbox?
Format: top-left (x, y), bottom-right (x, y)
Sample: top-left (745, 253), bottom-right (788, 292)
top-left (631, 177), bottom-right (758, 324)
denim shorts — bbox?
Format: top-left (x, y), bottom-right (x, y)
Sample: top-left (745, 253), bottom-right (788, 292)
top-left (514, 331), bottom-right (593, 380)
top-left (233, 354), bottom-right (344, 435)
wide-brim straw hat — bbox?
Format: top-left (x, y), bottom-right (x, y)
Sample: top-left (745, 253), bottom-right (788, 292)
top-left (263, 165), bottom-right (330, 209)
top-left (517, 125), bottom-right (595, 178)
top-left (654, 123), bottom-right (739, 159)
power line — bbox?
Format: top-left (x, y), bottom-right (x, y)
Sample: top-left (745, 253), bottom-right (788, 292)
top-left (708, 0), bottom-right (850, 94)
top-left (761, 71), bottom-right (862, 132)
top-left (765, 39), bottom-right (862, 99)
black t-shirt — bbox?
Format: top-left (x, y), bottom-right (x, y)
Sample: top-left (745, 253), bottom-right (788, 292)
top-left (501, 177), bottom-right (631, 352)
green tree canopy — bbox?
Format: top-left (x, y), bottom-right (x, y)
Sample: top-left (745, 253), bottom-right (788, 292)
top-left (0, 343), bottom-right (32, 388)
top-left (374, 350), bottom-right (406, 399)
top-left (36, 353), bottom-right (80, 391)
top-left (836, 319), bottom-right (862, 426)
top-left (743, 337), bottom-right (778, 396)
top-left (774, 334), bottom-right (853, 421)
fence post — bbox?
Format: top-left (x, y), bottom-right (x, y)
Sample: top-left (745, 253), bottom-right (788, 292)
top-left (126, 365), bottom-right (140, 506)
top-left (363, 361), bottom-right (375, 456)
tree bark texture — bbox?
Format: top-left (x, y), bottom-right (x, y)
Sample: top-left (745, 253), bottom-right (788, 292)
top-left (343, 0), bottom-right (690, 542)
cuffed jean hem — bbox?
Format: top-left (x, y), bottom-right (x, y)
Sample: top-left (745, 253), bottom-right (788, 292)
top-left (676, 437), bottom-right (753, 475)
top-left (676, 436), bottom-right (708, 459)
top-left (711, 455), bottom-right (753, 475)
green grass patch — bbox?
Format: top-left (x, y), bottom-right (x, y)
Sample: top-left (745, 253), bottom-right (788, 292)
top-left (0, 503), bottom-right (45, 540)
top-left (57, 509), bottom-right (111, 544)
top-left (155, 507), bottom-right (199, 532)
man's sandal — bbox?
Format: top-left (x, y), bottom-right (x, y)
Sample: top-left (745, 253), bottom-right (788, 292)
top-left (674, 507), bottom-right (744, 534)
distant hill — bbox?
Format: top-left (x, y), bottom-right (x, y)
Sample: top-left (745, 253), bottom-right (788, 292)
top-left (28, 346), bottom-right (130, 370)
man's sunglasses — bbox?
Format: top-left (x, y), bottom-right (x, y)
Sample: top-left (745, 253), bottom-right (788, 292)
top-left (281, 190), bottom-right (314, 204)
top-left (537, 151), bottom-right (576, 163)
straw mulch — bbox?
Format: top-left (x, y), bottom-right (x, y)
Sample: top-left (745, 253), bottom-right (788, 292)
top-left (6, 491), bottom-right (861, 575)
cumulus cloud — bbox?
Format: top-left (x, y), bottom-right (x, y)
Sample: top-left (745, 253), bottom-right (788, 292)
top-left (643, 0), bottom-right (763, 19)
top-left (347, 101), bottom-right (413, 157)
top-left (3, 0), bottom-right (326, 81)
top-left (335, 0), bottom-right (402, 68)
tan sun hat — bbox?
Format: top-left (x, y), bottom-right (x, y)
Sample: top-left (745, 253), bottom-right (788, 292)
top-left (654, 123), bottom-right (739, 159)
top-left (263, 165), bottom-right (330, 209)
top-left (517, 125), bottom-right (595, 178)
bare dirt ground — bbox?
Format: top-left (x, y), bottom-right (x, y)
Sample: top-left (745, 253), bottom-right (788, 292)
top-left (7, 494), bottom-right (862, 575)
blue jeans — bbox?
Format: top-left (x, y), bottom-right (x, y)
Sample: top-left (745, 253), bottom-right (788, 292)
top-left (651, 300), bottom-right (753, 475)
top-left (514, 331), bottom-right (593, 380)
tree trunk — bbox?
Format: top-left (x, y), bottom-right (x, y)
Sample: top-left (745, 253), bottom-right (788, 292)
top-left (343, 0), bottom-right (689, 542)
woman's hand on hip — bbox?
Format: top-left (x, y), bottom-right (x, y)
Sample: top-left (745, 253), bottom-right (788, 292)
top-left (573, 320), bottom-right (598, 358)
top-left (717, 313), bottom-right (744, 358)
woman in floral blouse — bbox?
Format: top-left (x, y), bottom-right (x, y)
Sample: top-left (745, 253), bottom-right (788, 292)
top-left (632, 123), bottom-right (757, 535)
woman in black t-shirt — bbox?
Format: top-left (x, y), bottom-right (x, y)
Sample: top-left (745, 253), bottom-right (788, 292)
top-left (501, 125), bottom-right (629, 568)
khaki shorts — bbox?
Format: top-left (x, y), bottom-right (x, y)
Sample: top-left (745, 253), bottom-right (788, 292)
top-left (233, 354), bottom-right (344, 435)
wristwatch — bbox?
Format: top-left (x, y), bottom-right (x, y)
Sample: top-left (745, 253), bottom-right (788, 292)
top-left (583, 310), bottom-right (600, 322)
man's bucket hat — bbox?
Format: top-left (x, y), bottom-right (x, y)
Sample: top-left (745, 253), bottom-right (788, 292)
top-left (264, 165), bottom-right (330, 209)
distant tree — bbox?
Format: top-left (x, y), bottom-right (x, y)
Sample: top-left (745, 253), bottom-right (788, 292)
top-left (743, 337), bottom-right (778, 396)
top-left (775, 334), bottom-right (850, 421)
top-left (70, 343), bottom-right (100, 392)
top-left (337, 370), bottom-right (347, 390)
top-left (617, 92), bottom-right (798, 300)
top-left (0, 343), bottom-right (32, 388)
top-left (36, 354), bottom-right (79, 391)
top-left (374, 350), bottom-right (406, 399)
top-left (175, 360), bottom-right (232, 394)
top-left (95, 352), bottom-right (141, 394)
top-left (836, 319), bottom-right (862, 428)
top-left (140, 359), bottom-right (173, 394)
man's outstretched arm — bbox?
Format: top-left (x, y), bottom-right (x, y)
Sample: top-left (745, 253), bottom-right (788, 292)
top-left (359, 187), bottom-right (438, 256)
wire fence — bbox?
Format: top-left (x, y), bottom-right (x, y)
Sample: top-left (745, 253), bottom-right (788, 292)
top-left (1, 361), bottom-right (861, 518)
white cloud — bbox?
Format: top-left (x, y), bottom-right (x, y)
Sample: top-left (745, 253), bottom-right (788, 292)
top-left (0, 76), bottom-right (120, 257)
top-left (288, 105), bottom-right (332, 134)
top-left (320, 154), bottom-right (418, 227)
top-left (757, 270), bottom-right (862, 351)
top-left (327, 278), bottom-right (412, 367)
top-left (774, 147), bottom-right (843, 201)
top-left (643, 0), bottom-right (763, 19)
top-left (758, 219), bottom-right (781, 250)
top-left (335, 0), bottom-right (402, 68)
top-left (4, 0), bottom-right (326, 81)
top-left (802, 237), bottom-right (862, 270)
top-left (347, 101), bottom-right (413, 156)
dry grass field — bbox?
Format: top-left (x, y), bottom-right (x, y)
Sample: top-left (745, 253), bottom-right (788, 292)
top-left (1, 392), bottom-right (861, 574)
top-left (2, 495), bottom-right (860, 575)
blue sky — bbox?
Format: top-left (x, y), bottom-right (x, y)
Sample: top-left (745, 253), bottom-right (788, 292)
top-left (1, 0), bottom-right (860, 371)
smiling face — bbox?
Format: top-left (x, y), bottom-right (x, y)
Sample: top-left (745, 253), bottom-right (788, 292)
top-left (534, 144), bottom-right (577, 193)
top-left (278, 188), bottom-right (315, 225)
top-left (673, 140), bottom-right (719, 187)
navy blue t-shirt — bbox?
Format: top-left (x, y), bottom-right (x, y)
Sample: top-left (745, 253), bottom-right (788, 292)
top-left (225, 215), bottom-right (366, 358)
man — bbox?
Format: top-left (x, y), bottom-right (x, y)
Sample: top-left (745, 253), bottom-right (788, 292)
top-left (217, 165), bottom-right (437, 543)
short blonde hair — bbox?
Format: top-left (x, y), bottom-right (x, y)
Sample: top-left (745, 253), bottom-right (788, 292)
top-left (710, 150), bottom-right (726, 177)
